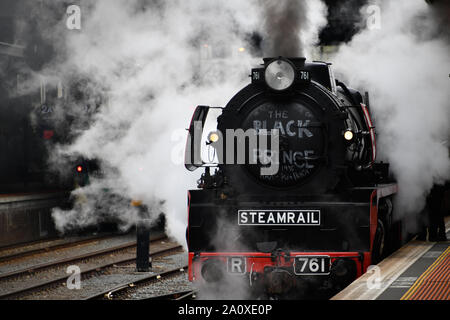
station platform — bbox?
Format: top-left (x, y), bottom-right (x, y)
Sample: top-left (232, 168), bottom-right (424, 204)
top-left (0, 191), bottom-right (70, 248)
top-left (0, 191), bottom-right (68, 205)
top-left (332, 217), bottom-right (450, 300)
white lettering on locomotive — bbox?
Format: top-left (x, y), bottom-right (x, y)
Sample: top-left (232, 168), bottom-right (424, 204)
top-left (253, 119), bottom-right (313, 138)
top-left (228, 257), bottom-right (246, 274)
top-left (238, 210), bottom-right (320, 225)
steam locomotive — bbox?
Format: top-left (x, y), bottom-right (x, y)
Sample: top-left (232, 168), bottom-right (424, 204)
top-left (185, 57), bottom-right (400, 299)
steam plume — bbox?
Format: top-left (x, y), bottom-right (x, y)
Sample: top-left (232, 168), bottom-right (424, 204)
top-left (332, 0), bottom-right (450, 216)
top-left (14, 0), bottom-right (329, 247)
top-left (260, 0), bottom-right (328, 57)
top-left (35, 0), bottom-right (261, 243)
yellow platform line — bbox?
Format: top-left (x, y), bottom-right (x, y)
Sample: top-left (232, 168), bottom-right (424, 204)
top-left (401, 246), bottom-right (450, 300)
top-left (332, 217), bottom-right (450, 300)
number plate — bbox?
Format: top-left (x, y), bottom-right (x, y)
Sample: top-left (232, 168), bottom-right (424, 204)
top-left (293, 256), bottom-right (331, 275)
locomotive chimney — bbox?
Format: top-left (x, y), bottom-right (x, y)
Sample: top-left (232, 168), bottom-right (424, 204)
top-left (263, 57), bottom-right (307, 69)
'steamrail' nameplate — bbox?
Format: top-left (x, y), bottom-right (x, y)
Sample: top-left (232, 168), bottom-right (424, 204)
top-left (238, 210), bottom-right (320, 226)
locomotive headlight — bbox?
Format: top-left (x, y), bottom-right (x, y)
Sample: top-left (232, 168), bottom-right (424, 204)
top-left (344, 130), bottom-right (354, 141)
top-left (207, 132), bottom-right (220, 144)
top-left (265, 59), bottom-right (296, 91)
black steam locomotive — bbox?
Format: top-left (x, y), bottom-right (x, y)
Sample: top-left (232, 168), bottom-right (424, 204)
top-left (185, 57), bottom-right (399, 299)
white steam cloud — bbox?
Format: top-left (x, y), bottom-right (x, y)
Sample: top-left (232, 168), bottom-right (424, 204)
top-left (42, 0), bottom-right (329, 247)
top-left (332, 0), bottom-right (450, 215)
top-left (49, 0), bottom-right (263, 244)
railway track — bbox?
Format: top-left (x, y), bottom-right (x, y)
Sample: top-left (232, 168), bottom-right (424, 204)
top-left (0, 236), bottom-right (180, 300)
top-left (85, 264), bottom-right (190, 300)
top-left (0, 237), bottom-right (58, 252)
top-left (0, 233), bottom-right (121, 263)
top-left (0, 234), bottom-right (166, 280)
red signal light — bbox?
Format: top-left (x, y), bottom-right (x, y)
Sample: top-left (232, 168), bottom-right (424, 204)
top-left (43, 130), bottom-right (54, 140)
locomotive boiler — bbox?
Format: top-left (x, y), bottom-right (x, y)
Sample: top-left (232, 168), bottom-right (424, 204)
top-left (185, 57), bottom-right (399, 299)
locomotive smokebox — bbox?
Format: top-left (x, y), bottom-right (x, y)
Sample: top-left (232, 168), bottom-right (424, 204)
top-left (201, 259), bottom-right (225, 283)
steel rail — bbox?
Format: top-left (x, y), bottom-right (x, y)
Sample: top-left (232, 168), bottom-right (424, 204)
top-left (0, 237), bottom-right (59, 252)
top-left (0, 234), bottom-right (122, 263)
top-left (140, 289), bottom-right (196, 300)
top-left (173, 290), bottom-right (197, 300)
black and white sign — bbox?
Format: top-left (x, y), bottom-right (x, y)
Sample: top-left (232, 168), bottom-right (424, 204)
top-left (227, 257), bottom-right (247, 274)
top-left (238, 210), bottom-right (320, 226)
top-left (298, 70), bottom-right (311, 82)
top-left (293, 256), bottom-right (330, 275)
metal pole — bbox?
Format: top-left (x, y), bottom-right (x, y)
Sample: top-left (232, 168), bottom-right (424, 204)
top-left (133, 200), bottom-right (151, 272)
top-left (136, 220), bottom-right (151, 272)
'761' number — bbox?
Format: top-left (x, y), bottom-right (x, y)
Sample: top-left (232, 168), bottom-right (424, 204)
top-left (294, 256), bottom-right (330, 275)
